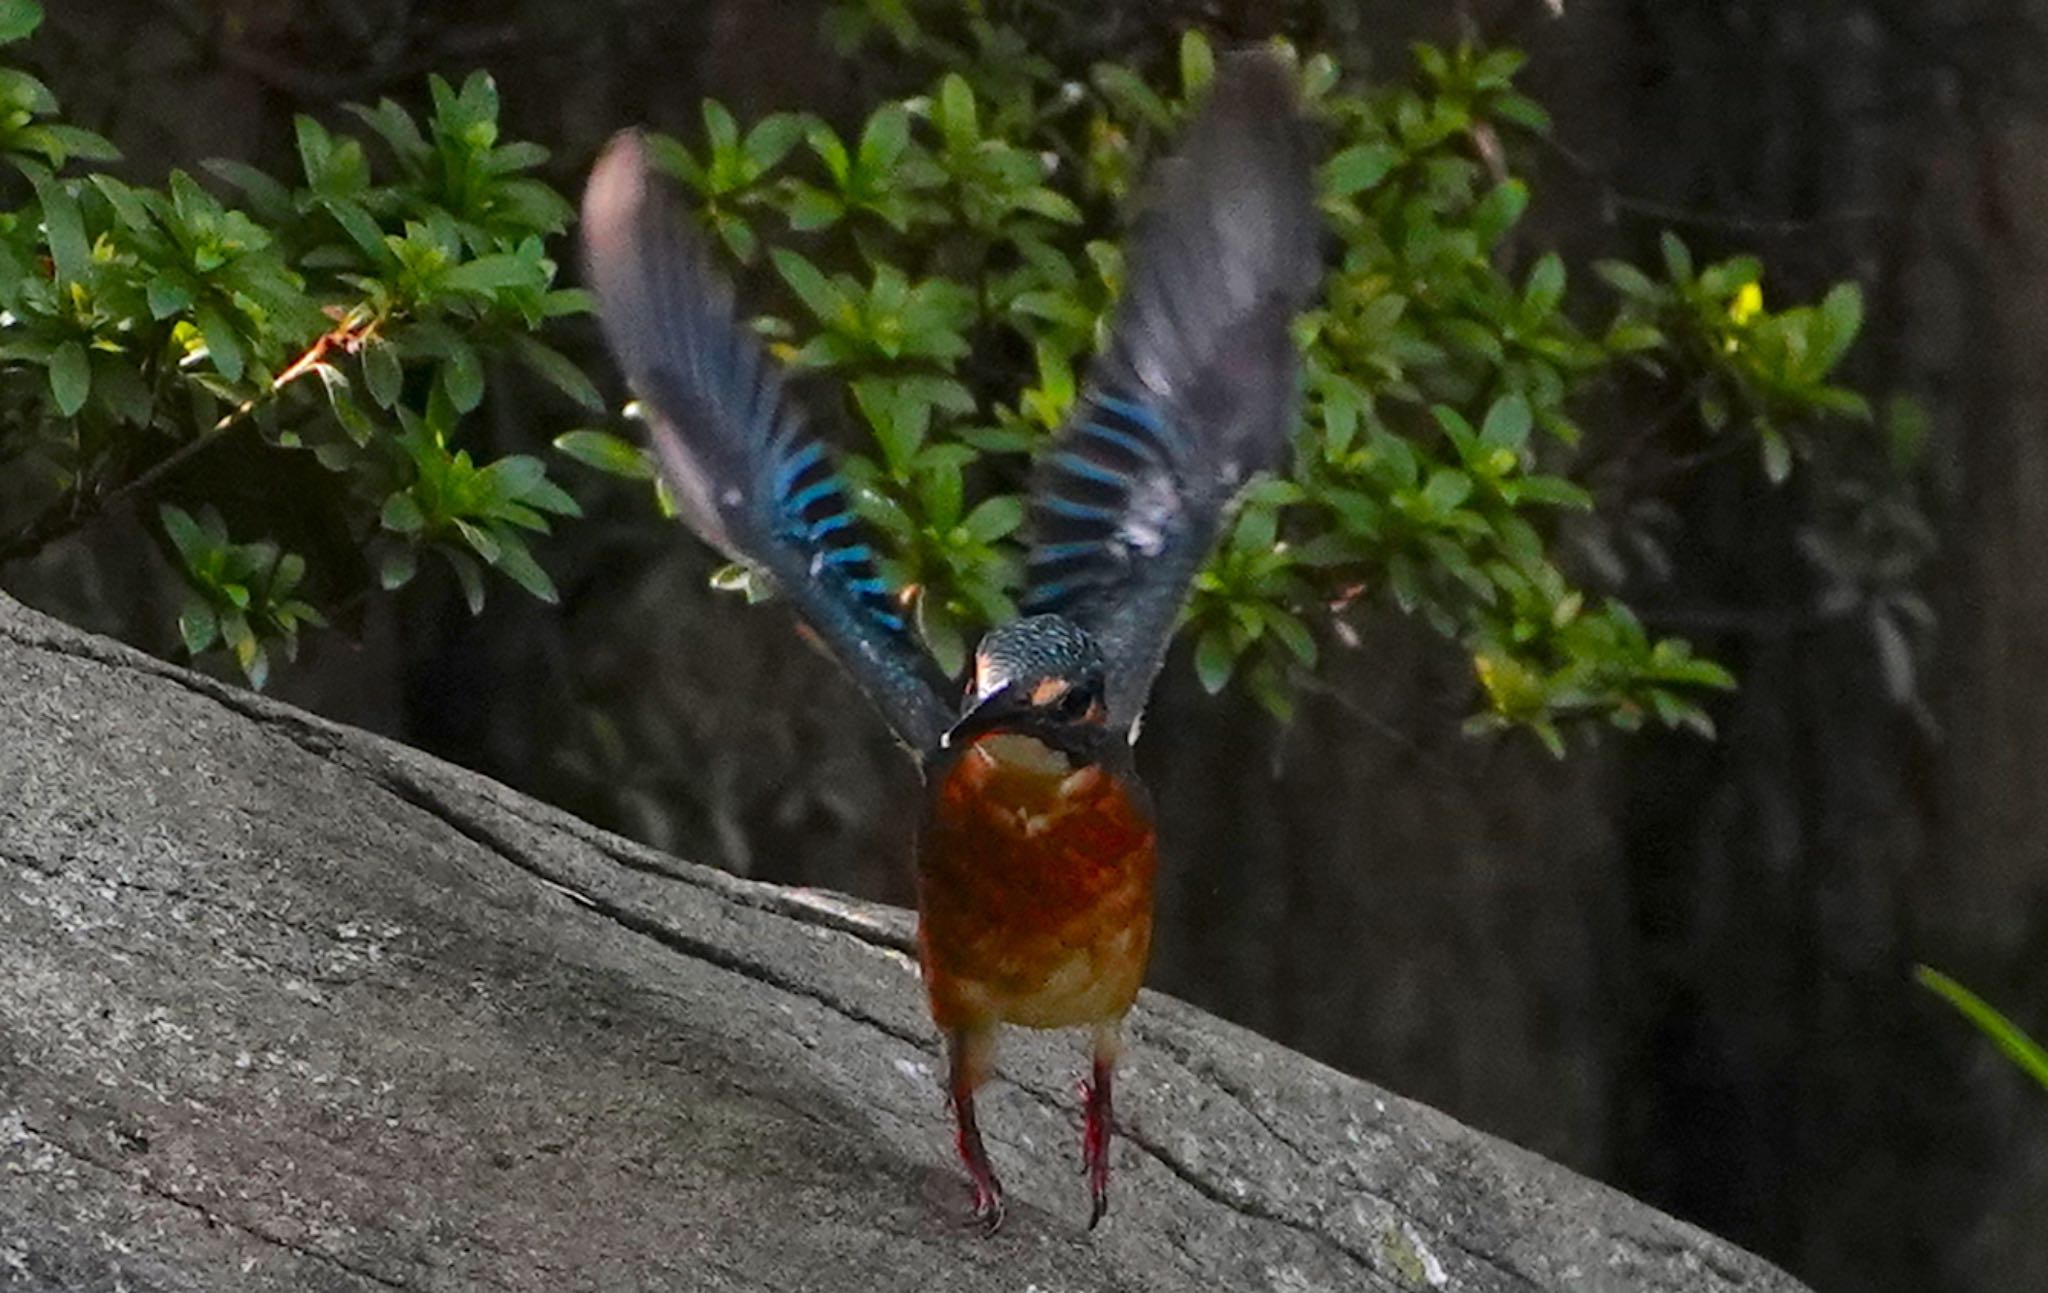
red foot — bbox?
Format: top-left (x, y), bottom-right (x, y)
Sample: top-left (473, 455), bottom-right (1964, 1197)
top-left (967, 1174), bottom-right (1007, 1233)
top-left (953, 1088), bottom-right (1006, 1233)
top-left (1082, 1055), bottom-right (1114, 1229)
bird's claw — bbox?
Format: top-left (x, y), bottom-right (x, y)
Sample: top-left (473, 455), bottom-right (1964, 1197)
top-left (969, 1178), bottom-right (1007, 1234)
top-left (1081, 1072), bottom-right (1113, 1229)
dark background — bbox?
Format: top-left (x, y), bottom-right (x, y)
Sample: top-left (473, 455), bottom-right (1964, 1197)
top-left (7, 3), bottom-right (2046, 1290)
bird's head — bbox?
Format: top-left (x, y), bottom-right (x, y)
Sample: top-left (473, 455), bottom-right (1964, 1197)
top-left (941, 614), bottom-right (1110, 755)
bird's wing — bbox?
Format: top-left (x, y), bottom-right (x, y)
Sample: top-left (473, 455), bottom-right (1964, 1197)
top-left (1020, 52), bottom-right (1323, 731)
top-left (582, 131), bottom-right (953, 753)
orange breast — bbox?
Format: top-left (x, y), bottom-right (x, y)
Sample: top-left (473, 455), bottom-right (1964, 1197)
top-left (916, 734), bottom-right (1157, 1033)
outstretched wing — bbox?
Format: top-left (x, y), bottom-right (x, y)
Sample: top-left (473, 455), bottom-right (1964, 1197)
top-left (1021, 52), bottom-right (1323, 730)
top-left (582, 131), bottom-right (952, 752)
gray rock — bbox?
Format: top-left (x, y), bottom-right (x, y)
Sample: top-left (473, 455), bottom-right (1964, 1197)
top-left (0, 591), bottom-right (1809, 1293)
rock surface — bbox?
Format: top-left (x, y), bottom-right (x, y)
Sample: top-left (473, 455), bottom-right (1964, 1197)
top-left (0, 592), bottom-right (1809, 1293)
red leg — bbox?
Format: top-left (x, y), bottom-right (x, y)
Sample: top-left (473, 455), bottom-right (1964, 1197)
top-left (946, 1025), bottom-right (1004, 1232)
top-left (1083, 1025), bottom-right (1120, 1229)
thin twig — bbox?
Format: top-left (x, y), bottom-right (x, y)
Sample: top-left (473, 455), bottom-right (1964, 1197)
top-left (1538, 133), bottom-right (1884, 239)
top-left (1288, 669), bottom-right (1479, 791)
top-left (0, 324), bottom-right (359, 568)
top-left (0, 414), bottom-right (236, 566)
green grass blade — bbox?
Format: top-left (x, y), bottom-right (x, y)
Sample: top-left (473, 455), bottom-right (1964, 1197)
top-left (1916, 965), bottom-right (2048, 1093)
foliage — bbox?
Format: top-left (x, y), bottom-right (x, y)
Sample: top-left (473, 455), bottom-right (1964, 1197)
top-left (1, 0), bottom-right (1896, 750)
top-left (561, 1), bottom-right (1884, 748)
top-left (1916, 965), bottom-right (2048, 1096)
top-left (0, 0), bottom-right (587, 683)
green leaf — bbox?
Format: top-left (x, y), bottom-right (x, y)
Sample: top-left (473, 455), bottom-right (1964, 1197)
top-left (442, 547), bottom-right (486, 614)
top-left (1193, 623), bottom-right (1238, 694)
top-left (270, 551), bottom-right (306, 597)
top-left (1480, 394), bottom-right (1532, 453)
top-left (88, 350), bottom-right (152, 424)
top-left (1264, 608), bottom-right (1316, 666)
top-left (1321, 143), bottom-right (1399, 198)
top-left (857, 103), bottom-right (911, 176)
top-left (519, 477), bottom-right (582, 518)
top-left (709, 562), bottom-right (754, 593)
top-left (441, 342), bottom-right (485, 413)
top-left (1016, 188), bottom-right (1082, 224)
top-left (146, 276), bottom-right (193, 320)
top-left (362, 336), bottom-right (403, 409)
top-left (194, 305), bottom-right (246, 384)
top-left (1916, 966), bottom-right (2048, 1093)
top-left (715, 212), bottom-right (756, 262)
top-left (1814, 282), bottom-right (1863, 371)
top-left (915, 592), bottom-right (966, 678)
top-left (540, 288), bottom-right (593, 319)
top-left (959, 494), bottom-right (1024, 543)
top-left (218, 607), bottom-right (263, 682)
top-left (1759, 424), bottom-right (1792, 484)
top-left (1605, 321), bottom-right (1664, 353)
top-left (554, 429), bottom-right (654, 480)
top-left (0, 0), bottom-right (42, 45)
top-left (47, 340), bottom-right (89, 416)
top-left (1491, 93), bottom-right (1552, 135)
top-left (806, 122), bottom-right (852, 185)
top-left (159, 505), bottom-right (209, 564)
top-left (916, 452), bottom-right (964, 530)
top-left (1420, 469), bottom-right (1473, 514)
top-left (784, 185), bottom-right (845, 231)
top-left (1510, 475), bottom-right (1594, 509)
top-left (772, 248), bottom-right (844, 323)
top-left (345, 98), bottom-right (430, 165)
top-left (491, 529), bottom-right (559, 603)
top-left (701, 98), bottom-right (740, 157)
top-left (852, 377), bottom-right (930, 472)
top-left (744, 113), bottom-right (808, 173)
top-left (16, 123), bottom-right (120, 165)
top-left (456, 518), bottom-right (501, 563)
top-left (22, 161), bottom-right (88, 288)
top-left (380, 545), bottom-right (418, 590)
top-left (1523, 253), bottom-right (1566, 315)
top-left (510, 335), bottom-right (603, 411)
top-left (1659, 231), bottom-right (1694, 286)
top-left (1431, 405), bottom-right (1479, 459)
top-left (1651, 651), bottom-right (1737, 690)
top-left (1092, 63), bottom-right (1172, 130)
top-left (441, 253), bottom-right (539, 295)
top-left (1596, 260), bottom-right (1662, 300)
top-left (1472, 180), bottom-right (1529, 244)
top-left (1178, 29), bottom-right (1215, 98)
top-left (178, 598), bottom-right (218, 656)
top-left (294, 116), bottom-right (333, 188)
top-left (0, 67), bottom-right (55, 114)
top-left (381, 492), bottom-right (426, 533)
top-left (1697, 255), bottom-right (1762, 298)
top-left (318, 370), bottom-right (377, 446)
top-left (321, 198), bottom-right (388, 264)
top-left (478, 453), bottom-right (545, 502)
top-left (935, 74), bottom-right (978, 151)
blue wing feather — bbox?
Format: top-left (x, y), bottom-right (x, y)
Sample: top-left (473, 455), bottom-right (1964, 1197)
top-left (1022, 53), bottom-right (1323, 729)
top-left (582, 132), bottom-right (947, 749)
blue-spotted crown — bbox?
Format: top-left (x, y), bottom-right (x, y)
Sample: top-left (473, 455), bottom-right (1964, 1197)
top-left (968, 615), bottom-right (1104, 707)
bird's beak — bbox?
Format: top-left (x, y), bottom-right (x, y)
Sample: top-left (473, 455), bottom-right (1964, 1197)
top-left (940, 685), bottom-right (1018, 750)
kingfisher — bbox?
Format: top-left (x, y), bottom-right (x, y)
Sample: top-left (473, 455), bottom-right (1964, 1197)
top-left (581, 51), bottom-right (1320, 1231)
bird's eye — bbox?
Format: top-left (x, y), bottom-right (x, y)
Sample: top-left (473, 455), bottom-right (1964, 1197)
top-left (1056, 685), bottom-right (1097, 720)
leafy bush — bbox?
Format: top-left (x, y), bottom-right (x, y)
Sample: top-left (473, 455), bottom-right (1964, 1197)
top-left (565, 4), bottom-right (1883, 748)
top-left (0, 0), bottom-right (1896, 750)
top-left (0, 0), bottom-right (587, 685)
